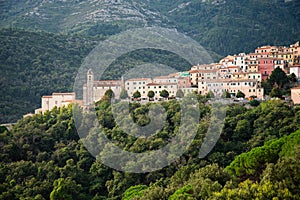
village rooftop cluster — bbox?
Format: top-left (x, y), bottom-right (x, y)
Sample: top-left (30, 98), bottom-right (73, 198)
top-left (32, 40), bottom-right (300, 115)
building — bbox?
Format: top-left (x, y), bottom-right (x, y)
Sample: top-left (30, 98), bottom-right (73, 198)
top-left (35, 92), bottom-right (76, 114)
top-left (125, 78), bottom-right (152, 98)
top-left (291, 86), bottom-right (300, 104)
top-left (258, 58), bottom-right (275, 80)
top-left (83, 69), bottom-right (123, 106)
top-left (290, 65), bottom-right (300, 79)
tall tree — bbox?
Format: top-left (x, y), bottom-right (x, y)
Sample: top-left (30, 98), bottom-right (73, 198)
top-left (270, 86), bottom-right (282, 98)
top-left (120, 89), bottom-right (128, 99)
top-left (147, 91), bottom-right (155, 100)
top-left (105, 89), bottom-right (115, 99)
top-left (268, 67), bottom-right (289, 88)
top-left (176, 89), bottom-right (184, 98)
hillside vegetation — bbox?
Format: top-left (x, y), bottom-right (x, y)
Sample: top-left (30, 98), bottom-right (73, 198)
top-left (0, 28), bottom-right (196, 123)
top-left (0, 97), bottom-right (300, 199)
top-left (0, 28), bottom-right (97, 123)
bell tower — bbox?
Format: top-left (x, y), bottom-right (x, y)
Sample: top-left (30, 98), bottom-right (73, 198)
top-left (86, 69), bottom-right (94, 105)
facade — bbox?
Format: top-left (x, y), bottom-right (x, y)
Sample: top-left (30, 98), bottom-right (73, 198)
top-left (290, 65), bottom-right (300, 79)
top-left (291, 86), bottom-right (300, 104)
top-left (125, 78), bottom-right (152, 98)
top-left (83, 69), bottom-right (123, 106)
top-left (35, 92), bottom-right (76, 114)
top-left (258, 58), bottom-right (275, 80)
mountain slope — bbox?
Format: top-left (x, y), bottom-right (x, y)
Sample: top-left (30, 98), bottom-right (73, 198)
top-left (0, 28), bottom-right (97, 123)
top-left (150, 0), bottom-right (300, 55)
top-left (0, 0), bottom-right (171, 34)
top-left (1, 0), bottom-right (299, 56)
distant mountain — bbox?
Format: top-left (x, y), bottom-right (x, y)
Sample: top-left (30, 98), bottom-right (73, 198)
top-left (145, 0), bottom-right (300, 55)
top-left (0, 0), bottom-right (172, 34)
top-left (1, 0), bottom-right (299, 55)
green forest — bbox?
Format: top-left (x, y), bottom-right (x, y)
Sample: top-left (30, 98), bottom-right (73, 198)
top-left (0, 28), bottom-right (206, 123)
top-left (0, 96), bottom-right (300, 199)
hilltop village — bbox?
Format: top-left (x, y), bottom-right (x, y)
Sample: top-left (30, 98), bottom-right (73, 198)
top-left (33, 40), bottom-right (300, 114)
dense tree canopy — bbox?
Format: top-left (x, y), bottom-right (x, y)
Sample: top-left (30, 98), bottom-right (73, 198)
top-left (1, 97), bottom-right (300, 199)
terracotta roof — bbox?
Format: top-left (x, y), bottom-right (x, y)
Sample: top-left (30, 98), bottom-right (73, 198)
top-left (52, 92), bottom-right (75, 96)
top-left (126, 78), bottom-right (151, 81)
top-left (291, 86), bottom-right (300, 90)
top-left (146, 83), bottom-right (161, 86)
top-left (189, 69), bottom-right (218, 73)
top-left (147, 82), bottom-right (177, 86)
top-left (227, 66), bottom-right (239, 68)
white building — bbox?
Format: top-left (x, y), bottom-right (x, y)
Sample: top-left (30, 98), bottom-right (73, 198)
top-left (290, 65), bottom-right (300, 79)
top-left (35, 92), bottom-right (76, 114)
top-left (125, 78), bottom-right (152, 98)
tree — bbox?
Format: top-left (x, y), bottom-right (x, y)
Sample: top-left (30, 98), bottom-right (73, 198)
top-left (249, 99), bottom-right (260, 107)
top-left (206, 91), bottom-right (215, 98)
top-left (147, 91), bottom-right (155, 100)
top-left (160, 90), bottom-right (169, 98)
top-left (120, 89), bottom-right (128, 99)
top-left (270, 86), bottom-right (282, 98)
top-left (104, 89), bottom-right (114, 99)
top-left (268, 67), bottom-right (289, 88)
top-left (288, 73), bottom-right (297, 83)
top-left (236, 91), bottom-right (245, 98)
top-left (262, 80), bottom-right (272, 95)
top-left (133, 91), bottom-right (141, 99)
top-left (50, 178), bottom-right (81, 200)
top-left (221, 91), bottom-right (231, 98)
top-left (176, 89), bottom-right (184, 98)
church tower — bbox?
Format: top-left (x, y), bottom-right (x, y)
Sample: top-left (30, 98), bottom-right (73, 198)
top-left (86, 69), bottom-right (94, 106)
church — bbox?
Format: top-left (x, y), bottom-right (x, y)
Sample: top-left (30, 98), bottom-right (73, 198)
top-left (83, 69), bottom-right (123, 106)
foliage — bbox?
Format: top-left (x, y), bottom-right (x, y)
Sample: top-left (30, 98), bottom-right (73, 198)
top-left (226, 129), bottom-right (300, 179)
top-left (1, 100), bottom-right (300, 199)
top-left (0, 28), bottom-right (97, 123)
top-left (268, 67), bottom-right (289, 88)
top-left (120, 89), bottom-right (129, 99)
top-left (122, 185), bottom-right (148, 200)
top-left (221, 91), bottom-right (231, 98)
top-left (269, 87), bottom-right (282, 98)
top-left (104, 89), bottom-right (115, 99)
top-left (147, 91), bottom-right (155, 99)
top-left (159, 89), bottom-right (169, 98)
top-left (236, 90), bottom-right (245, 98)
top-left (176, 89), bottom-right (184, 98)
top-left (0, 28), bottom-right (192, 123)
top-left (133, 91), bottom-right (141, 99)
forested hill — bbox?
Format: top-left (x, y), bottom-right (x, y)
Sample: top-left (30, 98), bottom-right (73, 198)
top-left (0, 28), bottom-right (200, 123)
top-left (0, 98), bottom-right (299, 199)
top-left (1, 0), bottom-right (300, 55)
top-left (0, 28), bottom-right (98, 123)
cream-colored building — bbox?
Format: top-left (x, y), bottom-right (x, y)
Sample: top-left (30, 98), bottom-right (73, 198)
top-left (291, 86), bottom-right (300, 104)
top-left (146, 82), bottom-right (178, 99)
top-left (198, 79), bottom-right (264, 98)
top-left (83, 69), bottom-right (123, 105)
top-left (35, 92), bottom-right (76, 114)
top-left (125, 78), bottom-right (152, 98)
